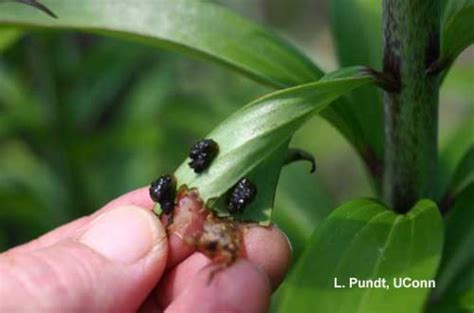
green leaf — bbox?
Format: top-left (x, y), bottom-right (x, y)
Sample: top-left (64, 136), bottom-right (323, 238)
top-left (227, 143), bottom-right (289, 225)
top-left (279, 199), bottom-right (443, 313)
top-left (330, 0), bottom-right (382, 69)
top-left (273, 163), bottom-right (333, 260)
top-left (329, 0), bottom-right (384, 170)
top-left (441, 0), bottom-right (474, 67)
top-left (432, 184), bottom-right (474, 306)
top-left (170, 67), bottom-right (374, 224)
top-left (437, 115), bottom-right (474, 199)
top-left (0, 0), bottom-right (322, 88)
top-left (429, 267), bottom-right (474, 313)
top-left (444, 146), bottom-right (474, 199)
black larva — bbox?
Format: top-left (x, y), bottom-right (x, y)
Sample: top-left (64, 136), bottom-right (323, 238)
top-left (226, 178), bottom-right (257, 214)
top-left (149, 175), bottom-right (177, 215)
top-left (188, 139), bottom-right (219, 173)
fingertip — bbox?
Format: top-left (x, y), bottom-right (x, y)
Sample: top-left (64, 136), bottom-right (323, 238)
top-left (243, 224), bottom-right (292, 289)
top-left (78, 205), bottom-right (167, 265)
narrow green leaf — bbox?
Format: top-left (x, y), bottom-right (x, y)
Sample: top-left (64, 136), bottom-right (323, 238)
top-left (331, 0), bottom-right (382, 69)
top-left (279, 199), bottom-right (443, 313)
top-left (273, 163), bottom-right (333, 260)
top-left (432, 184), bottom-right (474, 304)
top-left (445, 146), bottom-right (474, 199)
top-left (437, 115), bottom-right (474, 199)
top-left (441, 0), bottom-right (474, 67)
top-left (329, 0), bottom-right (384, 167)
top-left (0, 0), bottom-right (322, 88)
top-left (225, 142), bottom-right (289, 225)
top-left (173, 142), bottom-right (289, 226)
top-left (429, 266), bottom-right (474, 313)
top-left (168, 67), bottom-right (373, 223)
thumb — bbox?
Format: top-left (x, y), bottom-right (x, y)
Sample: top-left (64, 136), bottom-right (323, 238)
top-left (0, 205), bottom-right (168, 312)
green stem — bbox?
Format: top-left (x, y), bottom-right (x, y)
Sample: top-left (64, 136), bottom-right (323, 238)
top-left (382, 0), bottom-right (441, 213)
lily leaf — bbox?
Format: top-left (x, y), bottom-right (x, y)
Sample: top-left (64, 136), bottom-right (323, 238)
top-left (432, 184), bottom-right (474, 307)
top-left (444, 146), bottom-right (474, 200)
top-left (166, 67), bottom-right (374, 223)
top-left (273, 163), bottom-right (333, 260)
top-left (0, 0), bottom-right (322, 88)
top-left (437, 115), bottom-right (474, 200)
top-left (211, 142), bottom-right (289, 226)
top-left (330, 0), bottom-right (382, 69)
top-left (429, 266), bottom-right (474, 313)
top-left (279, 198), bottom-right (443, 313)
top-left (330, 0), bottom-right (384, 165)
top-left (440, 0), bottom-right (474, 70)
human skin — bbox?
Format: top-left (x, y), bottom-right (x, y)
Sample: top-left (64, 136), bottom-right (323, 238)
top-left (0, 187), bottom-right (291, 312)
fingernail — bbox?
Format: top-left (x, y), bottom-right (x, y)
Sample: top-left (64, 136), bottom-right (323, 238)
top-left (80, 205), bottom-right (163, 264)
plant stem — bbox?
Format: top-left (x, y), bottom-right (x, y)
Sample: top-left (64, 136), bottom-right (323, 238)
top-left (382, 0), bottom-right (441, 213)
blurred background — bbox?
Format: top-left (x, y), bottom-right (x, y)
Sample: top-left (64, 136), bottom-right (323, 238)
top-left (0, 0), bottom-right (472, 269)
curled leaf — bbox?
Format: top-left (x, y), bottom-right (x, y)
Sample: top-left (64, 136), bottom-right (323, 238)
top-left (284, 148), bottom-right (316, 173)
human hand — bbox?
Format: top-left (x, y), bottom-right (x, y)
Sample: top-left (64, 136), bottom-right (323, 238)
top-left (0, 187), bottom-right (291, 312)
